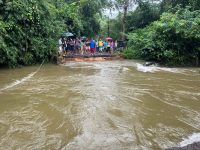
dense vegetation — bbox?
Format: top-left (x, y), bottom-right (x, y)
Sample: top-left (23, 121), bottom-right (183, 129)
top-left (121, 0), bottom-right (200, 66)
top-left (0, 0), bottom-right (107, 67)
top-left (1, 0), bottom-right (200, 67)
top-left (124, 7), bottom-right (200, 65)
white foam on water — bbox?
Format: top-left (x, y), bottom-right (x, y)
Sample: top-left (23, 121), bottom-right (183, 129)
top-left (0, 72), bottom-right (36, 91)
top-left (122, 67), bottom-right (130, 72)
top-left (176, 91), bottom-right (200, 96)
top-left (0, 61), bottom-right (44, 92)
top-left (136, 63), bottom-right (158, 73)
top-left (180, 133), bottom-right (200, 147)
top-left (136, 63), bottom-right (185, 73)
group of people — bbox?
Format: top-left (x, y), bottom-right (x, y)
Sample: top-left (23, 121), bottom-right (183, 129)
top-left (58, 37), bottom-right (118, 55)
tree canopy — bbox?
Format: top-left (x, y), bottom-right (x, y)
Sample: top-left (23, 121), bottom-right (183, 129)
top-left (0, 0), bottom-right (200, 67)
top-left (109, 0), bottom-right (200, 66)
top-left (0, 0), bottom-right (108, 67)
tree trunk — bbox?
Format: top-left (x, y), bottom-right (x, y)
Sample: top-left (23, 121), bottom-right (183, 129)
top-left (122, 1), bottom-right (128, 40)
top-left (108, 17), bottom-right (110, 37)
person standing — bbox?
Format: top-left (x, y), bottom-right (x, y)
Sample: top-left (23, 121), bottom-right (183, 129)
top-left (115, 40), bottom-right (118, 51)
top-left (90, 39), bottom-right (96, 54)
top-left (110, 40), bottom-right (114, 54)
top-left (103, 41), bottom-right (107, 52)
top-left (80, 40), bottom-right (83, 55)
top-left (83, 41), bottom-right (87, 54)
top-left (58, 37), bottom-right (63, 54)
top-left (86, 39), bottom-right (90, 54)
top-left (75, 38), bottom-right (80, 54)
top-left (98, 39), bottom-right (104, 52)
top-left (107, 41), bottom-right (111, 53)
top-left (69, 39), bottom-right (74, 54)
top-left (64, 39), bottom-right (68, 54)
top-left (67, 39), bottom-right (70, 54)
top-left (96, 40), bottom-right (99, 52)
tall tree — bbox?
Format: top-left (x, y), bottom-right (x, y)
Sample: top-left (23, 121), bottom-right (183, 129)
top-left (112, 0), bottom-right (163, 40)
top-left (78, 0), bottom-right (109, 37)
top-left (114, 0), bottom-right (138, 40)
top-left (160, 0), bottom-right (200, 12)
top-left (0, 0), bottom-right (79, 67)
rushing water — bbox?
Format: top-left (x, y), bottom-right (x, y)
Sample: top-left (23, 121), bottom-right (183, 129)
top-left (0, 60), bottom-right (200, 150)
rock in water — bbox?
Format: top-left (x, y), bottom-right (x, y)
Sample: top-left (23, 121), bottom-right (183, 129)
top-left (166, 142), bottom-right (200, 150)
top-left (143, 62), bottom-right (155, 66)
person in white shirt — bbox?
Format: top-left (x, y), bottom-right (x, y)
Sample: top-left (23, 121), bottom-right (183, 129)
top-left (58, 38), bottom-right (63, 54)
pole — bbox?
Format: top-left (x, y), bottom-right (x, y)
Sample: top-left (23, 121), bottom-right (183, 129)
top-left (108, 16), bottom-right (110, 37)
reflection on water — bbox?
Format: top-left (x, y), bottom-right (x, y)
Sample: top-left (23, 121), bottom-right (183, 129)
top-left (0, 61), bottom-right (200, 149)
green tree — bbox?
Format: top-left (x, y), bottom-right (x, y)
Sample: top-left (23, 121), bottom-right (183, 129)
top-left (78, 0), bottom-right (109, 37)
top-left (160, 0), bottom-right (200, 12)
top-left (113, 0), bottom-right (160, 39)
top-left (124, 8), bottom-right (200, 66)
top-left (114, 0), bottom-right (138, 39)
top-left (0, 0), bottom-right (111, 67)
top-left (126, 1), bottom-right (160, 31)
top-left (0, 0), bottom-right (75, 67)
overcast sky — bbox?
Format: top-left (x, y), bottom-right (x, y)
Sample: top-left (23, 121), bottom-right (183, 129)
top-left (103, 0), bottom-right (161, 18)
top-left (103, 3), bottom-right (138, 18)
top-left (103, 9), bottom-right (119, 18)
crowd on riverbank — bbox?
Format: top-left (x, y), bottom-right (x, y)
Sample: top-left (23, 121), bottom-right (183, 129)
top-left (58, 37), bottom-right (118, 55)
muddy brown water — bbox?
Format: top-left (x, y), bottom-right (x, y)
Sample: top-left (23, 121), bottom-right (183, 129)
top-left (0, 60), bottom-right (200, 150)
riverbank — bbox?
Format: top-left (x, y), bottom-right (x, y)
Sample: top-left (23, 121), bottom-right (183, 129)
top-left (57, 52), bottom-right (123, 64)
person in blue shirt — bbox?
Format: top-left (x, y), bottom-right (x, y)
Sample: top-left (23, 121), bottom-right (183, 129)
top-left (90, 39), bottom-right (96, 54)
top-left (103, 41), bottom-right (107, 52)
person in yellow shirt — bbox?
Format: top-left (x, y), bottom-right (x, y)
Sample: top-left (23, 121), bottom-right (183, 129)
top-left (98, 39), bottom-right (104, 52)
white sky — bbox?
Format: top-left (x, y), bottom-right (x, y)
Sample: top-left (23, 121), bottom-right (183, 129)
top-left (103, 0), bottom-right (161, 18)
top-left (103, 4), bottom-right (137, 18)
top-left (103, 9), bottom-right (119, 18)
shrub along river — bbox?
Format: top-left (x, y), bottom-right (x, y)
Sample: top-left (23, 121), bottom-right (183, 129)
top-left (0, 60), bottom-right (200, 149)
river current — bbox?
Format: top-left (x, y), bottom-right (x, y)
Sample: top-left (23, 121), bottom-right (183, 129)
top-left (0, 60), bottom-right (200, 150)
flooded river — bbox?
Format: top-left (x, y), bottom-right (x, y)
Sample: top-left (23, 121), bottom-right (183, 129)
top-left (0, 60), bottom-right (200, 150)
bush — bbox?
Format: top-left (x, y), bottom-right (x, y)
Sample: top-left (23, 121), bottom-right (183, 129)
top-left (124, 8), bottom-right (200, 66)
top-left (0, 1), bottom-right (72, 67)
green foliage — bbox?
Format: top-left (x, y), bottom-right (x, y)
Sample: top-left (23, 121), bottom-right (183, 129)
top-left (100, 0), bottom-right (161, 40)
top-left (1, 0), bottom-right (199, 67)
top-left (100, 14), bottom-right (122, 40)
top-left (125, 8), bottom-right (200, 66)
top-left (0, 0), bottom-right (109, 67)
top-left (79, 0), bottom-right (108, 37)
top-left (0, 0), bottom-right (68, 67)
top-left (160, 0), bottom-right (200, 12)
top-left (0, 0), bottom-right (102, 67)
top-left (126, 1), bottom-right (160, 31)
